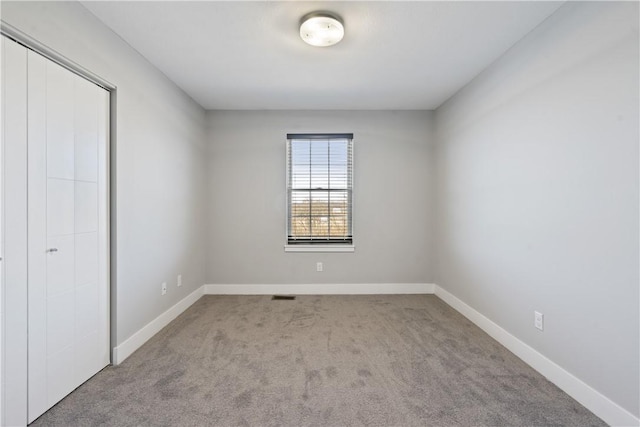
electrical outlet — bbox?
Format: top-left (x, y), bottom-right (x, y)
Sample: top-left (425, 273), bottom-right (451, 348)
top-left (162, 282), bottom-right (167, 296)
top-left (316, 262), bottom-right (323, 272)
top-left (177, 274), bottom-right (182, 287)
top-left (534, 311), bottom-right (544, 331)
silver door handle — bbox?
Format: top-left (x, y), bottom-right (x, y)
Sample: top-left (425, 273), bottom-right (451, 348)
top-left (47, 248), bottom-right (58, 253)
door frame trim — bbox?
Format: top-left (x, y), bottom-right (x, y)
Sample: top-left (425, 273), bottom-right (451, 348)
top-left (1, 21), bottom-right (115, 91)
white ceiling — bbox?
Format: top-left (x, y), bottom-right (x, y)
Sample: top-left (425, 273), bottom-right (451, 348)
top-left (82, 1), bottom-right (564, 110)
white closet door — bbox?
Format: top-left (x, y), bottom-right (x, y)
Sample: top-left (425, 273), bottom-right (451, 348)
top-left (2, 34), bottom-right (29, 427)
top-left (27, 50), bottom-right (110, 423)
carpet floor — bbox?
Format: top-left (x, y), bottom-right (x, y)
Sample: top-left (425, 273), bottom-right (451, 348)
top-left (31, 295), bottom-right (606, 426)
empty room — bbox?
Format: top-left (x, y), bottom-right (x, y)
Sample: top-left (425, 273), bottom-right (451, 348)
top-left (0, 1), bottom-right (638, 426)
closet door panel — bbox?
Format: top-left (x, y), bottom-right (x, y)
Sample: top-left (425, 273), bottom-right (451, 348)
top-left (46, 62), bottom-right (75, 181)
top-left (46, 290), bottom-right (75, 355)
top-left (47, 179), bottom-right (74, 236)
top-left (27, 47), bottom-right (49, 423)
top-left (46, 346), bottom-right (75, 407)
top-left (75, 232), bottom-right (98, 286)
top-left (75, 283), bottom-right (99, 338)
top-left (75, 77), bottom-right (99, 183)
top-left (75, 331), bottom-right (100, 385)
top-left (45, 235), bottom-right (74, 295)
top-left (27, 49), bottom-right (110, 423)
top-left (2, 34), bottom-right (29, 427)
top-left (75, 181), bottom-right (98, 233)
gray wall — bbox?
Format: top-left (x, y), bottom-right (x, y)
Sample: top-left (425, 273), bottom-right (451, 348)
top-left (2, 2), bottom-right (208, 345)
top-left (206, 110), bottom-right (434, 284)
top-left (435, 1), bottom-right (639, 417)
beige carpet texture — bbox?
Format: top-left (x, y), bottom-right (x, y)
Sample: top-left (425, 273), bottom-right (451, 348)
top-left (31, 295), bottom-right (606, 426)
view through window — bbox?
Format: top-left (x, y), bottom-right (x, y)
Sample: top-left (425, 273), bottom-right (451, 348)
top-left (286, 134), bottom-right (353, 244)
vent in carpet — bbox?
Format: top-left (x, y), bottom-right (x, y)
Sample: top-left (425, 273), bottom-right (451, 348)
top-left (272, 295), bottom-right (296, 300)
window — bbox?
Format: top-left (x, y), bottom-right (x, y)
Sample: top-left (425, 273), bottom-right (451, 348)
top-left (286, 134), bottom-right (353, 249)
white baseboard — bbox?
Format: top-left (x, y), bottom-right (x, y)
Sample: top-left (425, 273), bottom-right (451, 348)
top-left (204, 283), bottom-right (435, 295)
top-left (433, 285), bottom-right (640, 427)
top-left (112, 286), bottom-right (205, 365)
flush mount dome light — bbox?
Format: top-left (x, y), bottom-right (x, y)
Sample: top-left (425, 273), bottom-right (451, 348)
top-left (299, 12), bottom-right (344, 47)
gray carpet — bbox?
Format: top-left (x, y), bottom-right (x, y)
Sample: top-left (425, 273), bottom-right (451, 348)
top-left (31, 295), bottom-right (606, 426)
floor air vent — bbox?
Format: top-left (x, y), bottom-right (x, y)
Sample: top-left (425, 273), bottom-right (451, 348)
top-left (272, 295), bottom-right (296, 300)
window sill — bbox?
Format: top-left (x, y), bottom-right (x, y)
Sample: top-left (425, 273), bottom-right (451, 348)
top-left (284, 245), bottom-right (355, 253)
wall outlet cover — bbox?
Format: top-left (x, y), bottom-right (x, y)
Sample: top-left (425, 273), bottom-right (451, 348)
top-left (534, 311), bottom-right (544, 331)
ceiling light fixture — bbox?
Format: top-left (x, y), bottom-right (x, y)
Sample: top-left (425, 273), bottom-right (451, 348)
top-left (299, 12), bottom-right (344, 47)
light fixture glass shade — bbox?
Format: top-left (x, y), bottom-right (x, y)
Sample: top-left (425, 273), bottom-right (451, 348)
top-left (300, 13), bottom-right (344, 47)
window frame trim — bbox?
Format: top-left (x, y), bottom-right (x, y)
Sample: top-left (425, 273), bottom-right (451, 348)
top-left (285, 133), bottom-right (354, 251)
top-left (284, 244), bottom-right (355, 253)
top-left (286, 133), bottom-right (354, 140)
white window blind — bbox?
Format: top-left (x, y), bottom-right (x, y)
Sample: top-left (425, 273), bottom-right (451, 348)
top-left (287, 133), bottom-right (353, 245)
